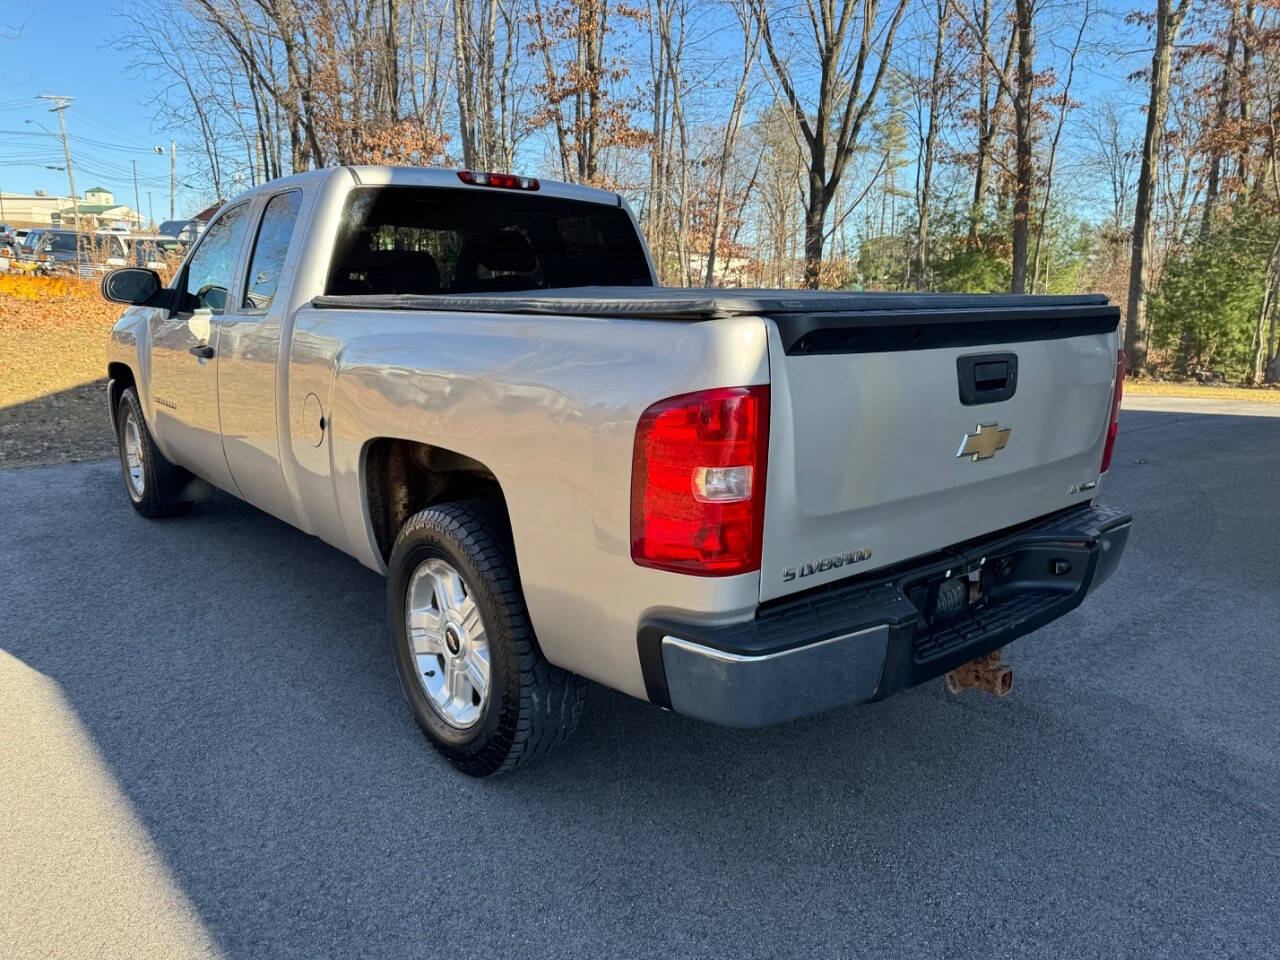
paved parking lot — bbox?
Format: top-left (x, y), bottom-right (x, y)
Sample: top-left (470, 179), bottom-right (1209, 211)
top-left (2, 401), bottom-right (1278, 959)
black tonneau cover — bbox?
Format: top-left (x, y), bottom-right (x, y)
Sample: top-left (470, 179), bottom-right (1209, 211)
top-left (311, 287), bottom-right (1120, 354)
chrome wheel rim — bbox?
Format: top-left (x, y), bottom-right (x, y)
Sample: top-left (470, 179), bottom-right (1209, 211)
top-left (122, 410), bottom-right (145, 500)
top-left (405, 558), bottom-right (491, 729)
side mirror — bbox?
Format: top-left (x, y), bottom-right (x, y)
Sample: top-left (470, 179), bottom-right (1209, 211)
top-left (101, 267), bottom-right (162, 306)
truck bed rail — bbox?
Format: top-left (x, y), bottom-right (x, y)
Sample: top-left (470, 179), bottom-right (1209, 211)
top-left (310, 287), bottom-right (1119, 353)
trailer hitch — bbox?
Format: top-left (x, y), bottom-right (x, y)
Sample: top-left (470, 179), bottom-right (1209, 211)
top-left (944, 648), bottom-right (1013, 698)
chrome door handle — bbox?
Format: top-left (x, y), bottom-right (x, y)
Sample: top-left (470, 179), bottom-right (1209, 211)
top-left (189, 343), bottom-right (215, 359)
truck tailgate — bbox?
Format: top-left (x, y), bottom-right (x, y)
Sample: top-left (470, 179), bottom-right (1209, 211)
top-left (759, 309), bottom-right (1121, 602)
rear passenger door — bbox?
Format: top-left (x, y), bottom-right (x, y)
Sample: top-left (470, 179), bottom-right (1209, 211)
top-left (217, 189), bottom-right (305, 524)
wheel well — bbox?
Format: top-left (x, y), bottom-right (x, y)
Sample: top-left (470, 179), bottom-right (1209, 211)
top-left (107, 362), bottom-right (136, 429)
top-left (364, 438), bottom-right (507, 564)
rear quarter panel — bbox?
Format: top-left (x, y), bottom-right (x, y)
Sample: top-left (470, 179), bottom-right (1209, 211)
top-left (291, 307), bottom-right (770, 700)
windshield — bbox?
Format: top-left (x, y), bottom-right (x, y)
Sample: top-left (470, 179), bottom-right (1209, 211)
top-left (326, 186), bottom-right (653, 297)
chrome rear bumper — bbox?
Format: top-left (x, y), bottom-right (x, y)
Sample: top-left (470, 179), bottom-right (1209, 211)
top-left (641, 502), bottom-right (1132, 728)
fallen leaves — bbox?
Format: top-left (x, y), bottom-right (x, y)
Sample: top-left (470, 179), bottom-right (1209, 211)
top-left (0, 276), bottom-right (121, 466)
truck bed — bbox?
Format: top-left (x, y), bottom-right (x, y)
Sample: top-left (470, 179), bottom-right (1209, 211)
top-left (311, 285), bottom-right (1122, 602)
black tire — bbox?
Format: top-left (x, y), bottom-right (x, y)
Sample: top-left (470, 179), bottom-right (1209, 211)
top-left (114, 386), bottom-right (192, 519)
top-left (387, 500), bottom-right (586, 776)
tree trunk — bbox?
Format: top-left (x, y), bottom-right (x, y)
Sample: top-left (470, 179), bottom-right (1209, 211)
top-left (1199, 10), bottom-right (1238, 241)
top-left (1010, 0), bottom-right (1034, 293)
top-left (971, 8), bottom-right (1017, 241)
top-left (803, 184), bottom-right (827, 288)
top-left (706, 9), bottom-right (757, 286)
top-left (1029, 3), bottom-right (1087, 293)
top-left (1237, 1), bottom-right (1255, 201)
top-left (1249, 235), bottom-right (1280, 383)
top-left (1268, 300), bottom-right (1279, 383)
top-left (454, 0), bottom-right (477, 167)
top-left (1125, 0), bottom-right (1190, 370)
top-left (916, 0), bottom-right (949, 284)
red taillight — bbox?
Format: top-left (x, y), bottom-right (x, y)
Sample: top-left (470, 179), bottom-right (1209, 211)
top-left (1101, 349), bottom-right (1125, 473)
top-left (457, 170), bottom-right (540, 190)
top-left (631, 386), bottom-right (769, 576)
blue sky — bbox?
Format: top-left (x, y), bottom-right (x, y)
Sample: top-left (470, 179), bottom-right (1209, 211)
top-left (1, 1), bottom-right (203, 219)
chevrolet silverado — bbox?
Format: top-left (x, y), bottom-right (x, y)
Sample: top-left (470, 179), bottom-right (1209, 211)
top-left (101, 165), bottom-right (1131, 776)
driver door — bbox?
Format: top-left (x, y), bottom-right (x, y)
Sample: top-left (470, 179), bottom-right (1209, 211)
top-left (148, 201), bottom-right (251, 492)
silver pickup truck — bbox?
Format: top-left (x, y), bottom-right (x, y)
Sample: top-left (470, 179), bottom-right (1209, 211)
top-left (102, 165), bottom-right (1131, 776)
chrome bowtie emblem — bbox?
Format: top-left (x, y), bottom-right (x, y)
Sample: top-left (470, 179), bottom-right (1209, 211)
top-left (956, 422), bottom-right (1012, 461)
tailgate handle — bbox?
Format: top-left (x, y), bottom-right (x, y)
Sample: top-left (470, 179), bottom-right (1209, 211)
top-left (957, 353), bottom-right (1018, 405)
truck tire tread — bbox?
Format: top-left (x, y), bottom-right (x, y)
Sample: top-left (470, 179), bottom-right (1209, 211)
top-left (114, 386), bottom-right (193, 519)
top-left (388, 500), bottom-right (586, 776)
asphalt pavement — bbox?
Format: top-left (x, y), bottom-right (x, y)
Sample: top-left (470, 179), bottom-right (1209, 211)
top-left (2, 400), bottom-right (1277, 959)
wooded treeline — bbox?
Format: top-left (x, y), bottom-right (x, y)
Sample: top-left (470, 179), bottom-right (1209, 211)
top-left (116, 0), bottom-right (1280, 382)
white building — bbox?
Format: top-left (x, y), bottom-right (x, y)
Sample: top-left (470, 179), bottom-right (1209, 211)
top-left (0, 187), bottom-right (141, 229)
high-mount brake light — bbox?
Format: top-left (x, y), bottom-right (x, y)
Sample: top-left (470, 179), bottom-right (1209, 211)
top-left (1101, 349), bottom-right (1125, 473)
top-left (457, 170), bottom-right (540, 191)
top-left (631, 385), bottom-right (770, 577)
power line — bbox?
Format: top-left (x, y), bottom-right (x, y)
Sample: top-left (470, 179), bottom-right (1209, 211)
top-left (68, 105), bottom-right (155, 144)
top-left (0, 126), bottom-right (170, 156)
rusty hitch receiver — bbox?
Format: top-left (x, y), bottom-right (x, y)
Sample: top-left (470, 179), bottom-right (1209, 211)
top-left (944, 648), bottom-right (1013, 698)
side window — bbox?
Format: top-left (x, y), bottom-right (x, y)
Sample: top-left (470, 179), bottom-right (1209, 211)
top-left (183, 203), bottom-right (249, 314)
top-left (243, 191), bottom-right (302, 310)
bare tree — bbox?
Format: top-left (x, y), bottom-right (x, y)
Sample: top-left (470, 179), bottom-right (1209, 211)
top-left (527, 0), bottom-right (648, 184)
top-left (704, 0), bottom-right (759, 285)
top-left (965, 0), bottom-right (1016, 240)
top-left (752, 0), bottom-right (909, 287)
top-left (1084, 101), bottom-right (1139, 231)
top-left (913, 0), bottom-right (952, 285)
top-left (951, 0), bottom-right (1038, 292)
top-left (1198, 2), bottom-right (1239, 240)
top-left (1029, 0), bottom-right (1088, 293)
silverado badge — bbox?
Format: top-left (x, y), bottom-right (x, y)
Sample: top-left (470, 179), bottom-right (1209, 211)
top-left (956, 422), bottom-right (1011, 461)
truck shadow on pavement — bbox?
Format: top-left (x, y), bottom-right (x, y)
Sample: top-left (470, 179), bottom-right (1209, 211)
top-left (1, 408), bottom-right (1277, 959)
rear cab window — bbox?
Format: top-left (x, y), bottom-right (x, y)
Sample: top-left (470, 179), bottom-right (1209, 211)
top-left (325, 186), bottom-right (652, 297)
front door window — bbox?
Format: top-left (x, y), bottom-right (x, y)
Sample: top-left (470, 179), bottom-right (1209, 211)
top-left (183, 204), bottom-right (249, 314)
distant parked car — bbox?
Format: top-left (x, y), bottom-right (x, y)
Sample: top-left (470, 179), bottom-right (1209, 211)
top-left (21, 228), bottom-right (128, 276)
top-left (18, 227), bottom-right (47, 257)
top-left (94, 232), bottom-right (131, 269)
top-left (128, 234), bottom-right (186, 270)
top-left (157, 219), bottom-right (205, 243)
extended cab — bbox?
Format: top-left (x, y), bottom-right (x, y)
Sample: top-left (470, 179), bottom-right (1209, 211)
top-left (103, 166), bottom-right (1131, 776)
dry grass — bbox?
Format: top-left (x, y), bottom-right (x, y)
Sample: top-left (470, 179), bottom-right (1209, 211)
top-left (1125, 379), bottom-right (1280, 404)
top-left (0, 275), bottom-right (120, 467)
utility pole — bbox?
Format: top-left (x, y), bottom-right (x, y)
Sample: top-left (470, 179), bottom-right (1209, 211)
top-left (148, 192), bottom-right (154, 228)
top-left (155, 141), bottom-right (176, 220)
top-left (132, 160), bottom-right (142, 230)
top-left (37, 94), bottom-right (80, 233)
top-left (170, 140), bottom-right (176, 220)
